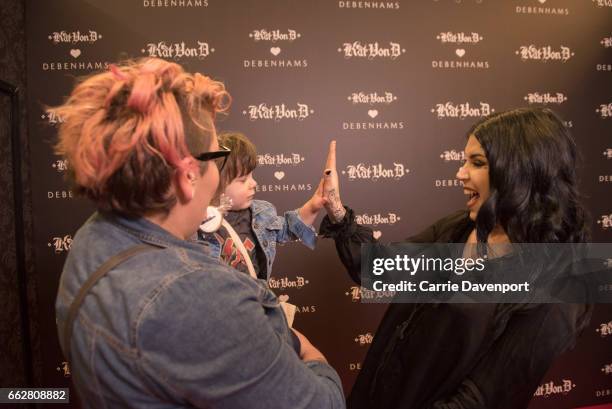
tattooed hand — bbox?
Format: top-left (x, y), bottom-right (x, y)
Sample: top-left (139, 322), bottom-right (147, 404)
top-left (322, 140), bottom-right (346, 223)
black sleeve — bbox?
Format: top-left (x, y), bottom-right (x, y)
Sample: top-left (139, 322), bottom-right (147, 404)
top-left (319, 206), bottom-right (375, 284)
top-left (320, 207), bottom-right (469, 284)
top-left (430, 303), bottom-right (590, 409)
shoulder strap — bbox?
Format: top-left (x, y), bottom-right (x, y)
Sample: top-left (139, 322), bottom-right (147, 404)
top-left (64, 244), bottom-right (157, 361)
top-left (220, 220), bottom-right (295, 327)
top-left (221, 219), bottom-right (258, 279)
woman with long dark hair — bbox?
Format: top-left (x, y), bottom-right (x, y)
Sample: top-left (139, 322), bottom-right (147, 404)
top-left (320, 107), bottom-right (592, 409)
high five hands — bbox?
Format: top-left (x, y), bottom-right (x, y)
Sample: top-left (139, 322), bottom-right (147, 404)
top-left (298, 140), bottom-right (346, 225)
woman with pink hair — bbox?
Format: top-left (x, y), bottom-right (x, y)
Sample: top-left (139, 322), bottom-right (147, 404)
top-left (54, 58), bottom-right (344, 409)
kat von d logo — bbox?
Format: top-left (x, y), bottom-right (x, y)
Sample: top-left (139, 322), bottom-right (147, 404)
top-left (354, 332), bottom-right (374, 346)
top-left (49, 235), bottom-right (73, 253)
top-left (52, 159), bottom-right (69, 172)
top-left (596, 103), bottom-right (612, 118)
top-left (516, 45), bottom-right (574, 62)
top-left (597, 214), bottom-right (612, 229)
top-left (56, 361), bottom-right (71, 377)
top-left (596, 321), bottom-right (612, 337)
top-left (244, 103), bottom-right (313, 121)
top-left (533, 379), bottom-right (575, 397)
top-left (339, 42), bottom-right (405, 60)
top-left (142, 41), bottom-right (213, 60)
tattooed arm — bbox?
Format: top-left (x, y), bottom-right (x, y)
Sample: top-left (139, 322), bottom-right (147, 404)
top-left (322, 141), bottom-right (347, 223)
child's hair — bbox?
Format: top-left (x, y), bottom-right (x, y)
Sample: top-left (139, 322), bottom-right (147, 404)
top-left (218, 132), bottom-right (257, 192)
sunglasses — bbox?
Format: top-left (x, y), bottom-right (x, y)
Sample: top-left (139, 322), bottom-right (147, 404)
top-left (195, 145), bottom-right (231, 172)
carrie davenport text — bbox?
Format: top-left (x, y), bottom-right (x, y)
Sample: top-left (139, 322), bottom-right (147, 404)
top-left (372, 280), bottom-right (530, 294)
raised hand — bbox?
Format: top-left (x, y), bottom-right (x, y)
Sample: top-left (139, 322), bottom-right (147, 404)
top-left (323, 140), bottom-right (346, 223)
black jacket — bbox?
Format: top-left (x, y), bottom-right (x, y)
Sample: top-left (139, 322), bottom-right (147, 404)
top-left (320, 208), bottom-right (592, 409)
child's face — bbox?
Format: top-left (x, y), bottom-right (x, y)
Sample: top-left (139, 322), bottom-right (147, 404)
top-left (225, 171), bottom-right (257, 210)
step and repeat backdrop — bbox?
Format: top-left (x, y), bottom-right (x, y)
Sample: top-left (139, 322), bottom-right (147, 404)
top-left (26, 0), bottom-right (611, 407)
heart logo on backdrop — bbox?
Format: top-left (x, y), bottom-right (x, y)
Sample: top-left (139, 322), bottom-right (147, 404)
top-left (270, 47), bottom-right (281, 56)
top-left (368, 109), bottom-right (379, 119)
top-left (373, 231), bottom-right (382, 239)
top-left (70, 49), bottom-right (81, 58)
top-left (278, 294), bottom-right (289, 303)
top-left (455, 49), bottom-right (465, 58)
top-left (274, 171), bottom-right (285, 180)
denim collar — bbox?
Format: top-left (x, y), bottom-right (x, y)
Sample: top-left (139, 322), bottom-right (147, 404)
top-left (251, 200), bottom-right (266, 216)
top-left (99, 211), bottom-right (203, 251)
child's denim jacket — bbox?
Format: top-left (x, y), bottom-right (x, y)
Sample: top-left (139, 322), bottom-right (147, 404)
top-left (198, 199), bottom-right (316, 279)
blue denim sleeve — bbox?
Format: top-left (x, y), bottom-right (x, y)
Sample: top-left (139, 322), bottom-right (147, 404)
top-left (254, 200), bottom-right (317, 249)
top-left (135, 265), bottom-right (345, 409)
top-left (280, 209), bottom-right (317, 249)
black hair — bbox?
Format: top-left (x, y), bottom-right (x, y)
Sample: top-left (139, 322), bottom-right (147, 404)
top-left (468, 107), bottom-right (589, 243)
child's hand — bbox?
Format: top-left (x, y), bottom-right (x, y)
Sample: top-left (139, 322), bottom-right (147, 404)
top-left (322, 141), bottom-right (346, 223)
top-left (298, 178), bottom-right (328, 226)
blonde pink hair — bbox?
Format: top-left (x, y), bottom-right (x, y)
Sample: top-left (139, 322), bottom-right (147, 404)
top-left (54, 58), bottom-right (230, 216)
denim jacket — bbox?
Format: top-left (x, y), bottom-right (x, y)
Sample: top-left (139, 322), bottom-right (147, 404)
top-left (198, 200), bottom-right (317, 280)
top-left (55, 211), bottom-right (344, 409)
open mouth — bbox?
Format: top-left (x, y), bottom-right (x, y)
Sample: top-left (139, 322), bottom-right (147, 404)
top-left (464, 189), bottom-right (480, 208)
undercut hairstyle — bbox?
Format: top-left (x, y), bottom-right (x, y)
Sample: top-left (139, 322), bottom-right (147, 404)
top-left (217, 132), bottom-right (257, 193)
top-left (467, 107), bottom-right (589, 243)
top-left (53, 58), bottom-right (230, 216)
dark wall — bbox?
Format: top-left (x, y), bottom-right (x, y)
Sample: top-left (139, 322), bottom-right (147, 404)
top-left (0, 0), bottom-right (41, 389)
top-left (4, 0), bottom-right (612, 408)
